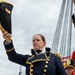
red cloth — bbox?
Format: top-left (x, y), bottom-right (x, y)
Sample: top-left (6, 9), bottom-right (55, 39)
top-left (72, 51), bottom-right (75, 60)
top-left (71, 70), bottom-right (75, 75)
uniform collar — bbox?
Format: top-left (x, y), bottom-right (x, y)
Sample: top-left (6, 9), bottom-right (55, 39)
top-left (26, 47), bottom-right (51, 64)
top-left (31, 47), bottom-right (51, 55)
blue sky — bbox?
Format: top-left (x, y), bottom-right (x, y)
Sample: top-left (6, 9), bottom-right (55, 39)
top-left (0, 0), bottom-right (75, 75)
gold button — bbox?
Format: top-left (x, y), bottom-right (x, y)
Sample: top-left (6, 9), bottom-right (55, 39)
top-left (44, 69), bottom-right (46, 72)
top-left (31, 69), bottom-right (33, 72)
top-left (31, 64), bottom-right (34, 67)
top-left (31, 74), bottom-right (33, 75)
top-left (45, 65), bottom-right (48, 68)
top-left (46, 61), bottom-right (48, 63)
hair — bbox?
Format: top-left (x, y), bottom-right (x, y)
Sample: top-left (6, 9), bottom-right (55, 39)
top-left (33, 34), bottom-right (46, 43)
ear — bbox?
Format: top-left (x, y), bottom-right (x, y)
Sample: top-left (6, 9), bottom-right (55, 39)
top-left (44, 42), bottom-right (46, 46)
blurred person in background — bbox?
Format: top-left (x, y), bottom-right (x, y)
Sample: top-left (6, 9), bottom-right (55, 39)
top-left (63, 59), bottom-right (75, 75)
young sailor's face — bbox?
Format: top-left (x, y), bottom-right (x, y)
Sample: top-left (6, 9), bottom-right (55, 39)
top-left (32, 35), bottom-right (46, 50)
top-left (65, 68), bottom-right (74, 75)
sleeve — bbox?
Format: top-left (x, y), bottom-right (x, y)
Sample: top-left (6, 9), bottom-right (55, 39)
top-left (3, 40), bottom-right (29, 66)
top-left (55, 55), bottom-right (66, 75)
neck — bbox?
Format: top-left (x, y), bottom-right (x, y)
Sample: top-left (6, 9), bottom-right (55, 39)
top-left (35, 50), bottom-right (42, 54)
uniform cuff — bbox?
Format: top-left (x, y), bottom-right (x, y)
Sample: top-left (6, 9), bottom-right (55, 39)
top-left (3, 40), bottom-right (14, 51)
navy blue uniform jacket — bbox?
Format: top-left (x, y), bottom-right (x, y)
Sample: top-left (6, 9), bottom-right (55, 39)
top-left (4, 41), bottom-right (66, 75)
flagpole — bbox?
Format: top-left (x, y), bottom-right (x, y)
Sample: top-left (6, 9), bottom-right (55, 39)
top-left (19, 65), bottom-right (22, 75)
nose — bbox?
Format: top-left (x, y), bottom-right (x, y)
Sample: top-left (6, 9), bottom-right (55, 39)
top-left (33, 40), bottom-right (39, 44)
top-left (34, 40), bottom-right (37, 43)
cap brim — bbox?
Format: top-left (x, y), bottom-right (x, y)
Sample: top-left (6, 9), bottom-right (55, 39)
top-left (65, 65), bottom-right (74, 69)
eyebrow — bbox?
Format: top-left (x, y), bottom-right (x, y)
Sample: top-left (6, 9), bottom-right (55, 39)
top-left (33, 39), bottom-right (41, 42)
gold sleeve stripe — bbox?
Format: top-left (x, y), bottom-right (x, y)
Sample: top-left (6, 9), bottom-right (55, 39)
top-left (6, 48), bottom-right (14, 52)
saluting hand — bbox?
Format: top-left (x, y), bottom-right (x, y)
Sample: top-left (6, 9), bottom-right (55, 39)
top-left (2, 31), bottom-right (12, 43)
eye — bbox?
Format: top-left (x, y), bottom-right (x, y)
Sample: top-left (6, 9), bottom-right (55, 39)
top-left (33, 40), bottom-right (35, 42)
top-left (33, 39), bottom-right (40, 42)
top-left (36, 39), bottom-right (40, 41)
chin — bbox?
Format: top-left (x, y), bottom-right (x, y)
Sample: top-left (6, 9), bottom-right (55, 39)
top-left (34, 48), bottom-right (40, 50)
top-left (34, 49), bottom-right (39, 50)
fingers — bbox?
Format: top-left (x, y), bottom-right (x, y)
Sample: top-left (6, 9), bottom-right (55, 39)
top-left (3, 31), bottom-right (9, 38)
top-left (2, 31), bottom-right (12, 43)
top-left (3, 31), bottom-right (8, 38)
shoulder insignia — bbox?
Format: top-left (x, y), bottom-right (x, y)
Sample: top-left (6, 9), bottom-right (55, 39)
top-left (55, 52), bottom-right (61, 59)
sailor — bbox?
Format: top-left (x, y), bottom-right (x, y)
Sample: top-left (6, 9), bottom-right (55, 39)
top-left (2, 32), bottom-right (66, 75)
top-left (64, 59), bottom-right (75, 75)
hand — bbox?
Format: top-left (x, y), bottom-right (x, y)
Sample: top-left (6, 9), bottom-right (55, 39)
top-left (2, 31), bottom-right (12, 43)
